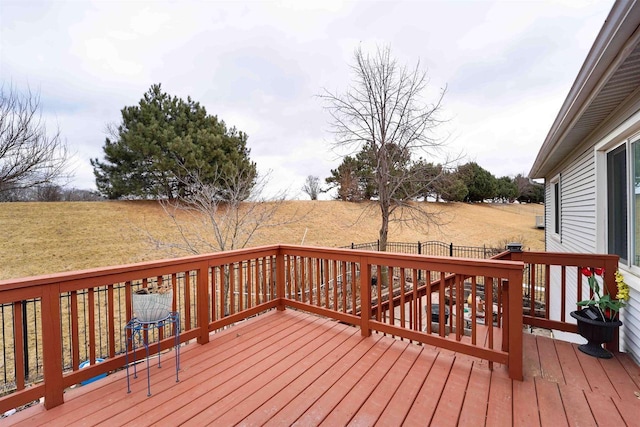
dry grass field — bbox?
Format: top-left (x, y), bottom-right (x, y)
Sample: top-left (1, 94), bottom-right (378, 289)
top-left (0, 200), bottom-right (544, 281)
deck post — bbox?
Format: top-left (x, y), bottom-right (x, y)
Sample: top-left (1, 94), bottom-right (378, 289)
top-left (276, 251), bottom-right (286, 311)
top-left (197, 262), bottom-right (210, 345)
top-left (507, 268), bottom-right (523, 380)
top-left (360, 257), bottom-right (371, 337)
top-left (41, 283), bottom-right (64, 409)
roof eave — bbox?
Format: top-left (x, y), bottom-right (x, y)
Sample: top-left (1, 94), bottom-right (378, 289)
top-left (529, 0), bottom-right (640, 179)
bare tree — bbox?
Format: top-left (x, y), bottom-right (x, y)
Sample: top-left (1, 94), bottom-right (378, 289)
top-left (0, 86), bottom-right (70, 197)
top-left (148, 162), bottom-right (295, 254)
top-left (302, 175), bottom-right (321, 200)
top-left (319, 45), bottom-right (452, 252)
top-left (144, 163), bottom-right (302, 316)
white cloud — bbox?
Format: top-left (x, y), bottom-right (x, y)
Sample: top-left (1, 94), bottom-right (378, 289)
top-left (0, 0), bottom-right (614, 196)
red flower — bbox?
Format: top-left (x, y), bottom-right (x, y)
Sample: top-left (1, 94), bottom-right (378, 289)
top-left (594, 267), bottom-right (604, 276)
top-left (581, 267), bottom-right (592, 277)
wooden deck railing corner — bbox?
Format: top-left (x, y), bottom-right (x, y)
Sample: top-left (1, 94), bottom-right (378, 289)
top-left (0, 245), bottom-right (620, 413)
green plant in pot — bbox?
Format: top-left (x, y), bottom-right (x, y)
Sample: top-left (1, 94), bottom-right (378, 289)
top-left (570, 267), bottom-right (630, 358)
top-left (132, 279), bottom-right (173, 323)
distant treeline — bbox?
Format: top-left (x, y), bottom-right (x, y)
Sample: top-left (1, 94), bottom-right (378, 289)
top-left (325, 159), bottom-right (544, 203)
top-left (0, 185), bottom-right (103, 202)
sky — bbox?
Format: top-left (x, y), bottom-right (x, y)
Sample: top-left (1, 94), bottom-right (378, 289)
top-left (0, 0), bottom-right (613, 199)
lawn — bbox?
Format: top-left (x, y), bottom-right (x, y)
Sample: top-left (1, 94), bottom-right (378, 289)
top-left (0, 200), bottom-right (544, 280)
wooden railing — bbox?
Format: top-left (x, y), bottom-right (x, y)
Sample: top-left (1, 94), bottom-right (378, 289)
top-left (0, 245), bottom-right (612, 413)
top-left (278, 245), bottom-right (524, 382)
top-left (495, 251), bottom-right (620, 351)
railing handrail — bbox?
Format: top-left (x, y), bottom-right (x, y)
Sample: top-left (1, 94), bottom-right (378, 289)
top-left (279, 244), bottom-right (524, 274)
top-left (12, 244), bottom-right (624, 413)
top-left (0, 245), bottom-right (283, 291)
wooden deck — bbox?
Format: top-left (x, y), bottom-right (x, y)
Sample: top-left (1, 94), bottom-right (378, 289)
top-left (4, 310), bottom-right (640, 426)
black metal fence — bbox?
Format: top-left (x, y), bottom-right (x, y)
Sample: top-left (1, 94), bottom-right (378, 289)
top-left (342, 240), bottom-right (507, 259)
top-left (0, 274), bottom-right (200, 393)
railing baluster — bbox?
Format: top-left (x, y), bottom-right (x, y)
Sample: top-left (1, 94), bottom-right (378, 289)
top-left (184, 271), bottom-right (192, 328)
top-left (399, 268), bottom-right (406, 332)
top-left (13, 301), bottom-right (25, 391)
top-left (455, 274), bottom-right (462, 342)
top-left (230, 263), bottom-right (236, 316)
top-left (238, 261), bottom-right (244, 311)
top-left (88, 287), bottom-right (96, 364)
top-left (471, 276), bottom-right (477, 345)
top-left (70, 291), bottom-right (80, 370)
top-left (332, 260), bottom-right (338, 312)
top-left (300, 257), bottom-right (306, 304)
top-left (262, 257), bottom-right (268, 303)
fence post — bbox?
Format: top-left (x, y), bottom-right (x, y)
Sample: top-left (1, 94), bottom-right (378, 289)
top-left (507, 268), bottom-right (523, 380)
top-left (360, 257), bottom-right (371, 337)
top-left (276, 251), bottom-right (286, 311)
top-left (197, 262), bottom-right (210, 345)
top-left (377, 240), bottom-right (380, 251)
top-left (351, 243), bottom-right (354, 249)
top-left (449, 243), bottom-right (453, 257)
top-left (42, 283), bottom-right (64, 409)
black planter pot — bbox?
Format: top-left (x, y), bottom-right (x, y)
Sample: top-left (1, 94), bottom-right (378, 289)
top-left (570, 308), bottom-right (622, 359)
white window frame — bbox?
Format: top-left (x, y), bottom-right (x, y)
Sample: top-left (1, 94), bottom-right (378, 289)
top-left (549, 174), bottom-right (561, 242)
top-left (595, 131), bottom-right (640, 270)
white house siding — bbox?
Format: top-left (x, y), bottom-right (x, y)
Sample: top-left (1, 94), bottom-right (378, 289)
top-left (561, 148), bottom-right (597, 253)
top-left (545, 148), bottom-right (597, 253)
top-left (543, 140), bottom-right (640, 363)
top-left (622, 285), bottom-right (640, 362)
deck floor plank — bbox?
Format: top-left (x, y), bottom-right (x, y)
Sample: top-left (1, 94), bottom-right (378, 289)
top-left (523, 332), bottom-right (541, 378)
top-left (599, 352), bottom-right (640, 400)
top-left (430, 356), bottom-right (473, 426)
top-left (575, 348), bottom-right (617, 397)
top-left (485, 371), bottom-right (512, 427)
top-left (153, 315), bottom-right (335, 426)
top-left (375, 346), bottom-right (437, 426)
top-left (534, 376), bottom-right (568, 427)
top-left (512, 373), bottom-right (540, 427)
top-left (261, 333), bottom-right (385, 427)
top-left (618, 352), bottom-right (640, 388)
top-left (93, 311), bottom-right (310, 427)
top-left (557, 383), bottom-right (597, 427)
top-left (402, 351), bottom-right (455, 425)
top-left (585, 392), bottom-right (626, 426)
top-left (320, 339), bottom-right (408, 426)
top-left (240, 329), bottom-right (366, 426)
top-left (552, 339), bottom-right (590, 390)
top-left (612, 394), bottom-right (640, 426)
top-left (109, 311), bottom-right (322, 427)
top-left (347, 341), bottom-right (422, 426)
top-left (457, 362), bottom-right (491, 427)
top-left (195, 322), bottom-right (355, 426)
top-left (214, 325), bottom-right (359, 426)
top-left (536, 335), bottom-right (565, 384)
top-left (2, 310), bottom-right (640, 427)
top-left (103, 312), bottom-right (327, 427)
top-left (293, 336), bottom-right (395, 426)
